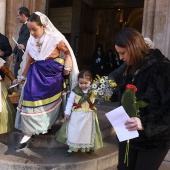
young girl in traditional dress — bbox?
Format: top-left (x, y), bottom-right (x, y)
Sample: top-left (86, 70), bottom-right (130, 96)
top-left (14, 12), bottom-right (79, 150)
top-left (56, 70), bottom-right (103, 156)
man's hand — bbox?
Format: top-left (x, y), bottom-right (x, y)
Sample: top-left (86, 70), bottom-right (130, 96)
top-left (10, 54), bottom-right (15, 60)
top-left (17, 44), bottom-right (25, 50)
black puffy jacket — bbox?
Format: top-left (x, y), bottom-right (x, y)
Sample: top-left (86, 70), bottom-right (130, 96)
top-left (120, 49), bottom-right (170, 151)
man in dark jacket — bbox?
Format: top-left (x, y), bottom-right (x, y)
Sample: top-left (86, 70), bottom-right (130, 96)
top-left (0, 33), bottom-right (12, 79)
top-left (10, 7), bottom-right (30, 78)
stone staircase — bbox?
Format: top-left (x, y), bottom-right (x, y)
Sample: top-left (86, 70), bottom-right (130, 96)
top-left (0, 101), bottom-right (119, 170)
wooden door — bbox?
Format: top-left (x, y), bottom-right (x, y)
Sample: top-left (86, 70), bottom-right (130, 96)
top-left (77, 1), bottom-right (96, 70)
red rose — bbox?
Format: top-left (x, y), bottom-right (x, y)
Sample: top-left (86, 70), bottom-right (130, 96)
top-left (126, 84), bottom-right (137, 92)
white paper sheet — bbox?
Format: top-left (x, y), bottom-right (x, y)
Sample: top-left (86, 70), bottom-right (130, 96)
top-left (105, 106), bottom-right (139, 142)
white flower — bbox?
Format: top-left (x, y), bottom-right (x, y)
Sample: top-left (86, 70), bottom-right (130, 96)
top-left (100, 83), bottom-right (106, 88)
top-left (105, 76), bottom-right (108, 80)
top-left (97, 88), bottom-right (102, 91)
top-left (94, 90), bottom-right (98, 95)
top-left (99, 91), bottom-right (104, 95)
top-left (92, 84), bottom-right (97, 89)
top-left (100, 79), bottom-right (105, 84)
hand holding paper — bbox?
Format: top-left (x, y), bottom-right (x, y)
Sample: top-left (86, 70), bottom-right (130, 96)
top-left (105, 106), bottom-right (139, 142)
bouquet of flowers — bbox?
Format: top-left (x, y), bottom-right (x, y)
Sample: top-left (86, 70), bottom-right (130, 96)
top-left (91, 75), bottom-right (117, 104)
top-left (121, 84), bottom-right (148, 166)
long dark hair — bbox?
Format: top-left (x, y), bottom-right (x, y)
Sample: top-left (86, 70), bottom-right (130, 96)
top-left (114, 27), bottom-right (149, 68)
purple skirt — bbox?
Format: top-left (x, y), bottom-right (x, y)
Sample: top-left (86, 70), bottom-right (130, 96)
top-left (22, 58), bottom-right (65, 107)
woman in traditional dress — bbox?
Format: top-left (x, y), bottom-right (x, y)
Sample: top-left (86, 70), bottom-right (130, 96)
top-left (14, 12), bottom-right (79, 149)
top-left (0, 58), bottom-right (16, 134)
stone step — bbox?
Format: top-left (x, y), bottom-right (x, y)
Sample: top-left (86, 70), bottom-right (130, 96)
top-left (0, 101), bottom-right (119, 149)
top-left (0, 125), bottom-right (114, 149)
top-left (0, 101), bottom-right (120, 170)
top-left (0, 134), bottom-right (119, 170)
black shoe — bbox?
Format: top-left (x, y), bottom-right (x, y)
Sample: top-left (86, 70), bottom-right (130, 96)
top-left (15, 137), bottom-right (34, 150)
top-left (64, 151), bottom-right (73, 157)
top-left (87, 150), bottom-right (94, 154)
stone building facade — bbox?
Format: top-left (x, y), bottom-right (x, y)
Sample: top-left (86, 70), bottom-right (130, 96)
top-left (0, 0), bottom-right (170, 70)
top-left (142, 0), bottom-right (170, 58)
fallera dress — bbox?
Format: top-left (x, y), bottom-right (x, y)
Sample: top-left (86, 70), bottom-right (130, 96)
top-left (56, 85), bottom-right (103, 152)
top-left (15, 34), bottom-right (73, 135)
top-left (15, 12), bottom-right (79, 137)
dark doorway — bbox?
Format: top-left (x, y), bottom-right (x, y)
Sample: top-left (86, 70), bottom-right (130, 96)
top-left (47, 0), bottom-right (144, 71)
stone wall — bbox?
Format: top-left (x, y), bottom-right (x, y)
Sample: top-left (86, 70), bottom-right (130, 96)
top-left (0, 0), bottom-right (6, 34)
top-left (142, 0), bottom-right (170, 58)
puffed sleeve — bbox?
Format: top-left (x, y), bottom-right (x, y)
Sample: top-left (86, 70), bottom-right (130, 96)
top-left (57, 40), bottom-right (73, 75)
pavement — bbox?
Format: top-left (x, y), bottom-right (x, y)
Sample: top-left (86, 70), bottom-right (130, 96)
top-left (0, 101), bottom-right (169, 170)
top-left (159, 151), bottom-right (170, 170)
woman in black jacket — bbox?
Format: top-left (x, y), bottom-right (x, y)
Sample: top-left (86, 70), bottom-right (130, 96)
top-left (115, 27), bottom-right (170, 170)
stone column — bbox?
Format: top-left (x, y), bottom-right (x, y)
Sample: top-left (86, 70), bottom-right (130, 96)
top-left (142, 0), bottom-right (170, 58)
top-left (0, 0), bottom-right (6, 34)
top-left (142, 0), bottom-right (156, 40)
